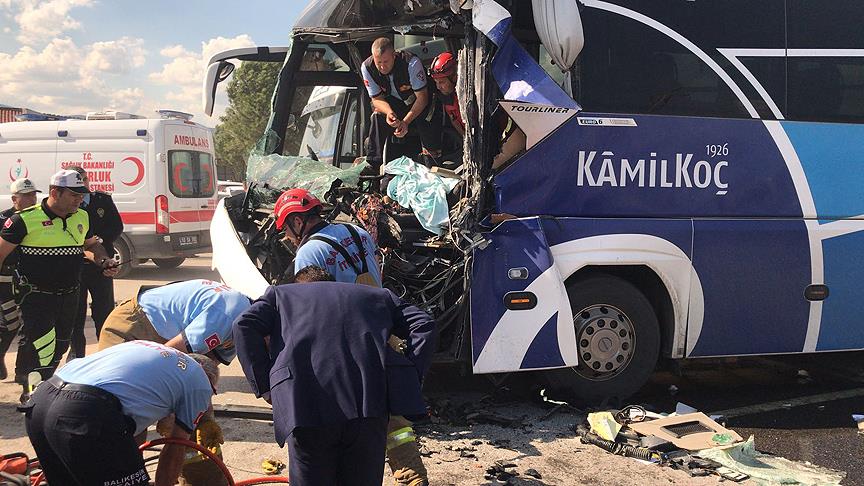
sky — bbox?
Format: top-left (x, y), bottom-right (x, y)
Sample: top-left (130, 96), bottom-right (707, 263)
top-left (0, 0), bottom-right (309, 125)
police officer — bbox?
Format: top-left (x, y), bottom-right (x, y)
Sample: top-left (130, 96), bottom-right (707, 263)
top-left (0, 178), bottom-right (41, 380)
top-left (0, 169), bottom-right (117, 403)
top-left (233, 266), bottom-right (436, 486)
top-left (23, 340), bottom-right (218, 486)
top-left (361, 37), bottom-right (443, 168)
top-left (66, 165), bottom-right (123, 360)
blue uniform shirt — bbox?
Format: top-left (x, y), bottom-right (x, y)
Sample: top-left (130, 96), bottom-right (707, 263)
top-left (138, 279), bottom-right (251, 363)
top-left (361, 55), bottom-right (427, 98)
top-left (294, 224), bottom-right (382, 286)
top-left (56, 341), bottom-right (213, 435)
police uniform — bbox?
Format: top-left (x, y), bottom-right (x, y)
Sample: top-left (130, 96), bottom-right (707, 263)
top-left (22, 340), bottom-right (213, 486)
top-left (68, 190), bottom-right (123, 359)
top-left (0, 206), bottom-right (22, 378)
top-left (233, 282), bottom-right (436, 486)
top-left (0, 198), bottom-right (91, 387)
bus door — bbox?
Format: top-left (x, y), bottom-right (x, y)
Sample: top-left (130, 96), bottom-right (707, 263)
top-left (470, 217), bottom-right (577, 374)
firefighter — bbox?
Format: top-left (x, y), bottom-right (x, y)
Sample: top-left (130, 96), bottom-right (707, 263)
top-left (361, 37), bottom-right (444, 169)
top-left (0, 169), bottom-right (117, 403)
top-left (233, 266), bottom-right (436, 486)
top-left (275, 188), bottom-right (381, 286)
top-left (274, 188), bottom-right (431, 486)
top-left (21, 340), bottom-right (218, 486)
top-left (97, 278), bottom-right (251, 486)
top-left (429, 52), bottom-right (464, 138)
top-left (0, 178), bottom-right (40, 380)
top-left (66, 165), bottom-right (123, 360)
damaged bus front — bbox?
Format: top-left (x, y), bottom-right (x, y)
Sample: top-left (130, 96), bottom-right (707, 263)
top-left (209, 0), bottom-right (864, 402)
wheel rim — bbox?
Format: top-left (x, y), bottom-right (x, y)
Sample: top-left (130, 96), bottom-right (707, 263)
top-left (571, 304), bottom-right (636, 381)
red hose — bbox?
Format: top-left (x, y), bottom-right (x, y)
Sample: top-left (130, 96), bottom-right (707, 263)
top-left (139, 437), bottom-right (288, 485)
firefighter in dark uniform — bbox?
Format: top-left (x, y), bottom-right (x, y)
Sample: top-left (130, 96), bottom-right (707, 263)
top-left (0, 169), bottom-right (117, 403)
top-left (0, 178), bottom-right (41, 380)
top-left (66, 165), bottom-right (123, 360)
top-left (361, 37), bottom-right (443, 169)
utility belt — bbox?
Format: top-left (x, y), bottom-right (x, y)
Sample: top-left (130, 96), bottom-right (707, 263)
top-left (13, 270), bottom-right (78, 301)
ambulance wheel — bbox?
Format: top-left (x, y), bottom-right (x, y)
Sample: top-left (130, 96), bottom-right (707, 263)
top-left (544, 275), bottom-right (660, 403)
top-left (153, 257), bottom-right (185, 269)
top-left (113, 239), bottom-right (133, 279)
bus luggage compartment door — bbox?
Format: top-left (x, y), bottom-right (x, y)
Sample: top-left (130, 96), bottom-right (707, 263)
top-left (470, 217), bottom-right (577, 374)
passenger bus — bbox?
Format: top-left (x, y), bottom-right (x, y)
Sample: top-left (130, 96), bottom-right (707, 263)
top-left (206, 0), bottom-right (864, 400)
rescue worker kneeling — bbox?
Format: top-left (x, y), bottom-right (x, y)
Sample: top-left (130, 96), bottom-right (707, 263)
top-left (21, 340), bottom-right (218, 486)
top-left (97, 278), bottom-right (251, 486)
top-left (233, 266), bottom-right (436, 486)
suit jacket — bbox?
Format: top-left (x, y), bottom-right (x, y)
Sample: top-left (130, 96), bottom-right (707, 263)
top-left (233, 282), bottom-right (436, 445)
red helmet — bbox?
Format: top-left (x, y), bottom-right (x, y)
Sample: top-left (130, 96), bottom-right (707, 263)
top-left (273, 188), bottom-right (322, 230)
top-left (430, 52), bottom-right (457, 79)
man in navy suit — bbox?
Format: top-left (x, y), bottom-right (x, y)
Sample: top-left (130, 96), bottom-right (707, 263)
top-left (233, 266), bottom-right (436, 486)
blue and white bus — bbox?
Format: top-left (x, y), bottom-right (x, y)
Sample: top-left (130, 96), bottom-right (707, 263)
top-left (207, 0), bottom-right (864, 400)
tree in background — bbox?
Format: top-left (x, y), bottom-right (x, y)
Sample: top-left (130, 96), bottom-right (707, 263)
top-left (214, 61), bottom-right (281, 180)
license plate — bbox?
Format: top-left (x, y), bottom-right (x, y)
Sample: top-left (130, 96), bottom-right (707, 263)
top-left (178, 235), bottom-right (198, 246)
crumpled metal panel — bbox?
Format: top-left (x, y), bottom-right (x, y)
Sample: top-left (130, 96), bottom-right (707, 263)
top-left (295, 0), bottom-right (450, 30)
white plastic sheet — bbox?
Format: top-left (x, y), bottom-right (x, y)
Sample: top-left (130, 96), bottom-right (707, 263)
top-left (532, 0), bottom-right (584, 96)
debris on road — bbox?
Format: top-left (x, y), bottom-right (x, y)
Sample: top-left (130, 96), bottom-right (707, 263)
top-left (578, 403), bottom-right (847, 484)
top-left (854, 414), bottom-right (864, 434)
top-left (261, 458), bottom-right (285, 475)
top-left (484, 460), bottom-right (518, 482)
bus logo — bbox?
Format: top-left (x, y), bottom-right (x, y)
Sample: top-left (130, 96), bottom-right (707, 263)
top-left (577, 150), bottom-right (729, 196)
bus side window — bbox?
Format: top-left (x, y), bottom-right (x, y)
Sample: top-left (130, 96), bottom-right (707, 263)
top-left (576, 8), bottom-right (750, 119)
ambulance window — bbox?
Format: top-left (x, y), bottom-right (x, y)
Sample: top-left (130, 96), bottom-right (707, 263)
top-left (168, 151), bottom-right (214, 198)
top-left (300, 44), bottom-right (349, 72)
top-left (197, 153), bottom-right (216, 197)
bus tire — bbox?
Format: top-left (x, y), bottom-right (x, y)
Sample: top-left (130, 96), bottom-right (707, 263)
top-left (153, 257), bottom-right (185, 269)
top-left (112, 238), bottom-right (133, 279)
top-left (544, 274), bottom-right (660, 403)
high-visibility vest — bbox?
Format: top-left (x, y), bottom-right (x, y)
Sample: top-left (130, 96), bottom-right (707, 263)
top-left (18, 204), bottom-right (89, 256)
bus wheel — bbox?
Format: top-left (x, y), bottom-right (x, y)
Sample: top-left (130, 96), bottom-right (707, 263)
top-left (545, 275), bottom-right (660, 403)
top-left (113, 239), bottom-right (133, 279)
top-left (153, 257), bottom-right (185, 269)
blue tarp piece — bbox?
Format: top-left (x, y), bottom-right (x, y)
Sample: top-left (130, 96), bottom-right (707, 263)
top-left (384, 156), bottom-right (458, 235)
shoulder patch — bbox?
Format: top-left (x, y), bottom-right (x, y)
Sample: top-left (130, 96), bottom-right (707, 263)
top-left (3, 218), bottom-right (12, 229)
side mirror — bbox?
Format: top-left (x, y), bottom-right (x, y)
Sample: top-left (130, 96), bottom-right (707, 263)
top-left (203, 61), bottom-right (236, 117)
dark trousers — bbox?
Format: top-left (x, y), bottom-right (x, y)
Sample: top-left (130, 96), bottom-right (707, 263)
top-left (23, 377), bottom-right (149, 485)
top-left (15, 290), bottom-right (78, 385)
top-left (69, 263), bottom-right (115, 358)
top-left (287, 417), bottom-right (388, 486)
top-left (0, 277), bottom-right (22, 373)
top-left (367, 96), bottom-right (443, 168)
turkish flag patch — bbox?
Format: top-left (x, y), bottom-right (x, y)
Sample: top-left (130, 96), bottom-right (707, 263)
top-left (3, 218), bottom-right (12, 229)
top-left (204, 333), bottom-right (221, 350)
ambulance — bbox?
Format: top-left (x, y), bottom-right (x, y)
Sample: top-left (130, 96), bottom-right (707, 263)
top-left (0, 110), bottom-right (216, 278)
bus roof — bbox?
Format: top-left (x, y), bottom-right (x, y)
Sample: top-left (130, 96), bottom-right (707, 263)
top-left (294, 0), bottom-right (452, 35)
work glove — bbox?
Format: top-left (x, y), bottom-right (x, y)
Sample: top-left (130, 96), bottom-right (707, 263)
top-left (195, 419), bottom-right (225, 454)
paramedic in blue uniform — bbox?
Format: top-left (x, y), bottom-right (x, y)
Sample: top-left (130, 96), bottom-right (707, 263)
top-left (0, 178), bottom-right (40, 380)
top-left (0, 169), bottom-right (117, 403)
top-left (361, 37), bottom-right (443, 168)
top-left (21, 340), bottom-right (218, 486)
top-left (274, 188), bottom-right (381, 285)
top-left (233, 266), bottom-right (436, 486)
top-left (67, 165), bottom-right (123, 360)
top-left (97, 278), bottom-right (250, 364)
